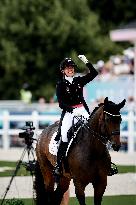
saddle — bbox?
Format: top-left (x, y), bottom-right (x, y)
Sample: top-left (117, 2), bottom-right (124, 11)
top-left (53, 116), bottom-right (85, 173)
top-left (55, 118), bottom-right (83, 143)
top-left (67, 120), bottom-right (83, 143)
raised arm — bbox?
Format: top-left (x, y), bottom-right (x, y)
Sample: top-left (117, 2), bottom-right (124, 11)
top-left (77, 55), bottom-right (98, 86)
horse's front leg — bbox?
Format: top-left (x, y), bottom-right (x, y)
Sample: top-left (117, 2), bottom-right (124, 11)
top-left (73, 179), bottom-right (86, 205)
top-left (93, 177), bottom-right (107, 205)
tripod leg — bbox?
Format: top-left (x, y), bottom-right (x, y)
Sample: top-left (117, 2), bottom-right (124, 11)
top-left (0, 147), bottom-right (27, 205)
top-left (25, 147), bottom-right (36, 201)
top-left (25, 147), bottom-right (36, 174)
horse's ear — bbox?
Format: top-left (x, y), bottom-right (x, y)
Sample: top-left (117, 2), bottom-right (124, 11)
top-left (118, 99), bottom-right (126, 110)
top-left (104, 97), bottom-right (108, 105)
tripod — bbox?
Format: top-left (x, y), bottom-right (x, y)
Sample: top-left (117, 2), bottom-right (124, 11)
top-left (0, 139), bottom-right (37, 205)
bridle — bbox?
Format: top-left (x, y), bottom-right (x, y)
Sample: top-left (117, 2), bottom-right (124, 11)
top-left (103, 110), bottom-right (121, 136)
top-left (96, 108), bottom-right (122, 150)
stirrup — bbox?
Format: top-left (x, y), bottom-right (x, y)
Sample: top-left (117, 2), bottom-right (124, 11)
top-left (53, 165), bottom-right (62, 184)
top-left (54, 166), bottom-right (61, 176)
top-left (108, 162), bottom-right (118, 176)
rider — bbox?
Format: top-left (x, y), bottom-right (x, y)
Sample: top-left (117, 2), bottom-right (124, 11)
top-left (54, 55), bottom-right (98, 176)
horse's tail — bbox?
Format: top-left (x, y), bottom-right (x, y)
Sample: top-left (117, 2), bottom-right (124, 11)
top-left (34, 160), bottom-right (47, 205)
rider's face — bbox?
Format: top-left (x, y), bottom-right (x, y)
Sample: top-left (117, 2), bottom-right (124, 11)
top-left (62, 66), bottom-right (75, 77)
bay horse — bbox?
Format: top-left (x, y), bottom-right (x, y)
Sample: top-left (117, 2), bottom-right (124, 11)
top-left (35, 97), bottom-right (126, 205)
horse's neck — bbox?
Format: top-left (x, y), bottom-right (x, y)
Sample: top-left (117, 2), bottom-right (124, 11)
top-left (86, 107), bottom-right (106, 154)
top-left (88, 107), bottom-right (102, 131)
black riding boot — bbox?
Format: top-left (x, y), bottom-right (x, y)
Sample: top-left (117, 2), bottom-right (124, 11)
top-left (54, 141), bottom-right (68, 176)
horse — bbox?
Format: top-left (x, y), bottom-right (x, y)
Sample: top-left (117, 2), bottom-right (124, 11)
top-left (35, 97), bottom-right (126, 205)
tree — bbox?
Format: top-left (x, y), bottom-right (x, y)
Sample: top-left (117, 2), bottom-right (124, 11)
top-left (88, 0), bottom-right (136, 33)
top-left (0, 0), bottom-right (62, 100)
top-left (0, 0), bottom-right (126, 100)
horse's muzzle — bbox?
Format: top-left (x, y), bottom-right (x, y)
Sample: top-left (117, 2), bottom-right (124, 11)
top-left (111, 130), bottom-right (121, 151)
top-left (112, 144), bottom-right (121, 152)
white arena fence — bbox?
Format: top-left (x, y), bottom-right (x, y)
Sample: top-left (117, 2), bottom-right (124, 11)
top-left (0, 110), bottom-right (136, 153)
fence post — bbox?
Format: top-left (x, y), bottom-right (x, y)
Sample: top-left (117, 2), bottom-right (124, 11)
top-left (32, 110), bottom-right (39, 139)
top-left (127, 111), bottom-right (135, 153)
top-left (3, 110), bottom-right (10, 149)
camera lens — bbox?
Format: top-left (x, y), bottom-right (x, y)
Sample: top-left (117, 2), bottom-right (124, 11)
top-left (19, 132), bottom-right (27, 138)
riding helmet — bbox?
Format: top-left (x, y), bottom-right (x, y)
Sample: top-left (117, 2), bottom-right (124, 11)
top-left (60, 58), bottom-right (77, 71)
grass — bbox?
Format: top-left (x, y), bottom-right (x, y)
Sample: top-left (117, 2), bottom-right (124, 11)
top-left (0, 162), bottom-right (135, 204)
top-left (0, 161), bottom-right (136, 177)
top-left (118, 165), bottom-right (136, 173)
top-left (0, 195), bottom-right (136, 205)
top-left (0, 161), bottom-right (30, 177)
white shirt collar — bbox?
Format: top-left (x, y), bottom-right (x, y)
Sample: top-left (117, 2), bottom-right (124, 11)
top-left (65, 76), bottom-right (73, 84)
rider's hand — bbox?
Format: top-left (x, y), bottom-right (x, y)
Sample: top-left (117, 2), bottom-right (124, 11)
top-left (78, 55), bottom-right (89, 64)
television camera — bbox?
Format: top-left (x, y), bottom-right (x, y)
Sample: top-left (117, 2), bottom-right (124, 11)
top-left (19, 121), bottom-right (35, 147)
top-left (0, 121), bottom-right (37, 205)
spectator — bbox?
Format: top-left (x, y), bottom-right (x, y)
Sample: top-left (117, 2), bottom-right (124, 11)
top-left (20, 83), bottom-right (32, 104)
top-left (127, 96), bottom-right (135, 111)
top-left (38, 96), bottom-right (46, 104)
top-left (96, 60), bottom-right (104, 74)
top-left (49, 96), bottom-right (55, 104)
top-left (38, 96), bottom-right (47, 112)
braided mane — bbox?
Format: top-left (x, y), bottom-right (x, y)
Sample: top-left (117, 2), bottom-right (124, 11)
top-left (90, 103), bottom-right (104, 117)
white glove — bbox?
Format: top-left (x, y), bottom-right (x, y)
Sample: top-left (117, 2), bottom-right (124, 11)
top-left (78, 55), bottom-right (89, 64)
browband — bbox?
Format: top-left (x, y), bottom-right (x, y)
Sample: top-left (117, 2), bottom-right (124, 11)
top-left (104, 110), bottom-right (121, 117)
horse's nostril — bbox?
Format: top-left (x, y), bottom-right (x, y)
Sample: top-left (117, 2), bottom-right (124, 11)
top-left (116, 145), bottom-right (121, 152)
top-left (111, 130), bottom-right (120, 136)
top-left (112, 144), bottom-right (121, 152)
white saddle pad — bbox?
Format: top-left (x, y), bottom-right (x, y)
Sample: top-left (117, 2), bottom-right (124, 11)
top-left (49, 132), bottom-right (61, 156)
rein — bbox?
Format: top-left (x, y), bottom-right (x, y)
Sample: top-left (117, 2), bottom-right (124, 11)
top-left (74, 116), bottom-right (108, 146)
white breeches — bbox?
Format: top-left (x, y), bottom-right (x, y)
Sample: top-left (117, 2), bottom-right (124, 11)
top-left (61, 106), bottom-right (89, 142)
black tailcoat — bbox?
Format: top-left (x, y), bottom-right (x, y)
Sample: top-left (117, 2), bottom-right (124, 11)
top-left (56, 62), bottom-right (98, 115)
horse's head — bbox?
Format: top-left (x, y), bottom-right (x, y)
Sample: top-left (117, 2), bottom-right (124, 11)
top-left (100, 97), bottom-right (126, 151)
